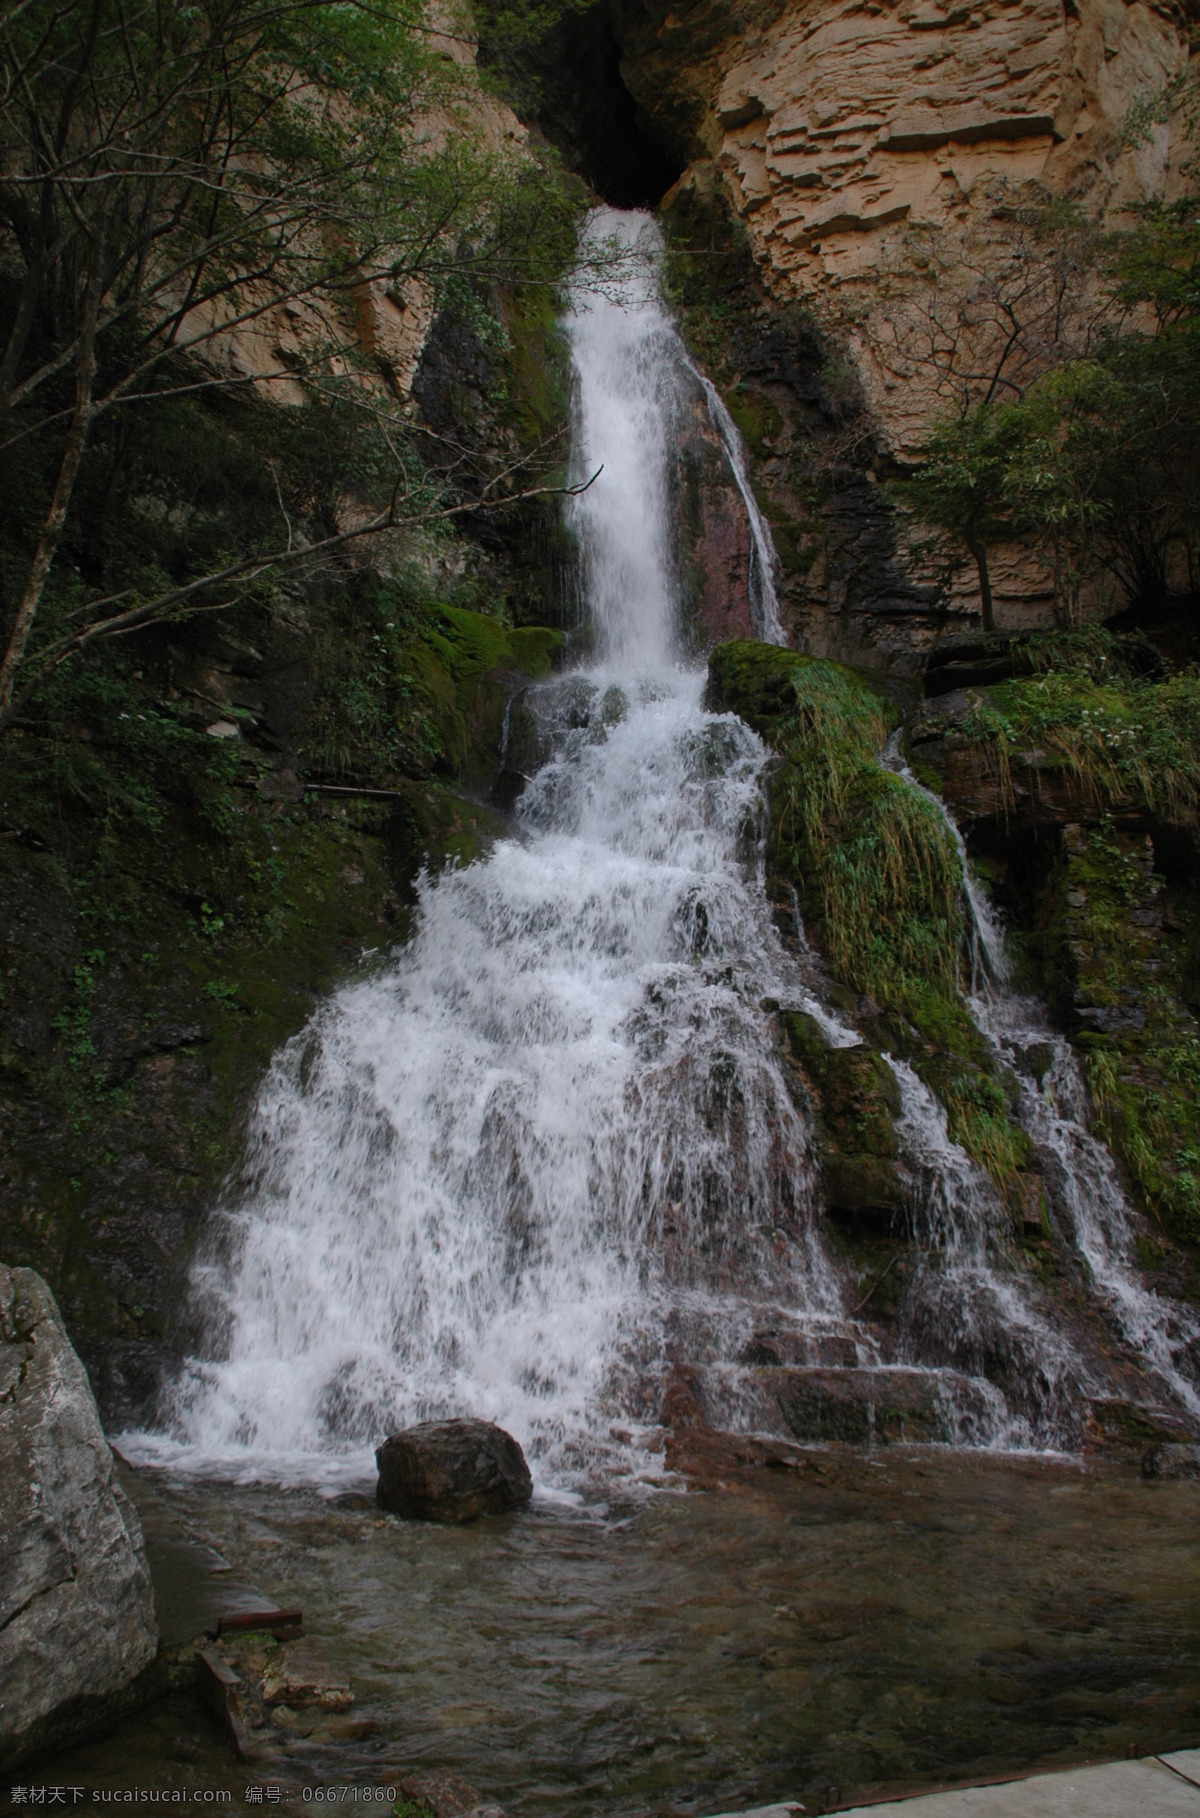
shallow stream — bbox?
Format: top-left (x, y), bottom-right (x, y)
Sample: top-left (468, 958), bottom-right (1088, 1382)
top-left (46, 1455), bottom-right (1200, 1816)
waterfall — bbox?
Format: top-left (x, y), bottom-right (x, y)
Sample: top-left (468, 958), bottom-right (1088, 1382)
top-left (690, 366), bottom-right (786, 646)
top-left (128, 210), bottom-right (843, 1487)
top-left (124, 208), bottom-right (1187, 1490)
top-left (979, 996), bottom-right (1200, 1421)
top-left (887, 1058), bottom-right (1082, 1447)
top-left (885, 738), bottom-right (1200, 1422)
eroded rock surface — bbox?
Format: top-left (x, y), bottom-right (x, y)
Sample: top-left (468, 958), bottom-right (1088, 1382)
top-left (375, 1418), bottom-right (533, 1522)
top-left (617, 0), bottom-right (1192, 637)
top-left (0, 1264), bottom-right (158, 1768)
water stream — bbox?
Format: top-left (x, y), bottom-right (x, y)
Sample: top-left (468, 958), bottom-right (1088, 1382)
top-left (884, 737), bottom-right (1200, 1423)
top-left (128, 211), bottom-right (858, 1489)
top-left (690, 364), bottom-right (786, 646)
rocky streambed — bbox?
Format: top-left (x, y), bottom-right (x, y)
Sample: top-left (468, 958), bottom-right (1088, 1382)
top-left (34, 1451), bottom-right (1200, 1817)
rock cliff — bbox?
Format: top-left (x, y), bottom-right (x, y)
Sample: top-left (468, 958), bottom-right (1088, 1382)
top-left (609, 0), bottom-right (1194, 649)
top-left (626, 0), bottom-right (1188, 436)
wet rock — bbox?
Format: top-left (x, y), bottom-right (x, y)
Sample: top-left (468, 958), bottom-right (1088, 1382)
top-left (1085, 1397), bottom-right (1200, 1464)
top-left (261, 1640), bottom-right (352, 1710)
top-left (204, 1632), bottom-right (355, 1756)
top-left (783, 1012), bottom-right (907, 1230)
top-left (823, 1155), bottom-right (909, 1229)
top-left (768, 1364), bottom-right (993, 1446)
top-left (397, 1768), bottom-right (506, 1818)
top-left (196, 1647), bottom-right (254, 1757)
top-left (0, 1263), bottom-right (158, 1768)
top-left (375, 1419), bottom-right (532, 1523)
top-left (672, 379), bottom-right (756, 649)
top-left (1142, 1443), bottom-right (1200, 1481)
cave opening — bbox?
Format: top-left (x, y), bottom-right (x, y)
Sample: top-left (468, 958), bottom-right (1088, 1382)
top-left (477, 4), bottom-right (684, 210)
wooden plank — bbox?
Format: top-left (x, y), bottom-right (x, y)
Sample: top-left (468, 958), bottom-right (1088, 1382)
top-left (213, 1607), bottom-right (303, 1638)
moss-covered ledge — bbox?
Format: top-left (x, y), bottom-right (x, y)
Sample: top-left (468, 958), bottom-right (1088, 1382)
top-left (908, 639), bottom-right (1200, 1254)
top-left (708, 638), bottom-right (1035, 1192)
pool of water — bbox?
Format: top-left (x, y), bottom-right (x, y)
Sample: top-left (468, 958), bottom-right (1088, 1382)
top-left (41, 1451), bottom-right (1200, 1815)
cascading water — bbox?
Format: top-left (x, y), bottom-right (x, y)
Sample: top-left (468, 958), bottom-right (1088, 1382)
top-left (885, 737), bottom-right (1200, 1424)
top-left (129, 211), bottom-right (849, 1488)
top-left (690, 366), bottom-right (786, 646)
top-left (888, 1058), bottom-right (1082, 1447)
top-left (126, 208), bottom-right (1188, 1490)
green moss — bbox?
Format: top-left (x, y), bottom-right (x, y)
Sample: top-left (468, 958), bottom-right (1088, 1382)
top-left (955, 642), bottom-right (1200, 1249)
top-left (769, 514), bottom-right (822, 577)
top-left (711, 638), bottom-right (1029, 1185)
top-left (1034, 822), bottom-right (1200, 1248)
top-left (501, 284), bottom-right (572, 458)
top-left (726, 386), bottom-right (783, 458)
top-left (395, 605), bottom-right (563, 788)
top-left (962, 665), bottom-right (1200, 828)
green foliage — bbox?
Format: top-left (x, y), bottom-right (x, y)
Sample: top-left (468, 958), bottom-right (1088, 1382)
top-left (1053, 828), bottom-right (1200, 1246)
top-left (899, 197), bottom-right (1200, 621)
top-left (0, 0), bottom-right (586, 727)
top-left (963, 666), bottom-right (1200, 827)
top-left (897, 408), bottom-right (1023, 554)
top-left (710, 640), bottom-right (1028, 1182)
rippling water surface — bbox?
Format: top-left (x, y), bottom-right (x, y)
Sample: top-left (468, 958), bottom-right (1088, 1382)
top-left (50, 1456), bottom-right (1200, 1814)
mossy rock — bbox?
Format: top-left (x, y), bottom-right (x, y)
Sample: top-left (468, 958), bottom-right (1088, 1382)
top-left (713, 638), bottom-right (1030, 1189)
top-left (395, 607), bottom-right (563, 789)
top-left (782, 1011), bottom-right (907, 1229)
top-left (726, 385), bottom-right (783, 458)
top-left (706, 639), bottom-right (820, 734)
top-left (784, 1013), bottom-right (900, 1158)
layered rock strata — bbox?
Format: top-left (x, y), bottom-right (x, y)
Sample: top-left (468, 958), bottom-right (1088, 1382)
top-left (620, 0), bottom-right (1192, 642)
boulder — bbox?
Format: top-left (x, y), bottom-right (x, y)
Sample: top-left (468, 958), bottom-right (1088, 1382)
top-left (0, 1264), bottom-right (158, 1768)
top-left (375, 1419), bottom-right (533, 1523)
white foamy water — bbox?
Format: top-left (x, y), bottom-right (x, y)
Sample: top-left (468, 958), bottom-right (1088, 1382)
top-left (981, 996), bottom-right (1200, 1421)
top-left (127, 211), bottom-right (841, 1486)
top-left (887, 733), bottom-right (1200, 1422)
top-left (888, 1057), bottom-right (1083, 1448)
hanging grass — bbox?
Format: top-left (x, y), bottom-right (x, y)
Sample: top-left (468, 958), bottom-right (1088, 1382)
top-left (709, 641), bottom-right (1029, 1185)
top-left (964, 668), bottom-right (1200, 827)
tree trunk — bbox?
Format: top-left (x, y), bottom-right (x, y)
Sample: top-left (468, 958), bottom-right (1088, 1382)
top-left (966, 534), bottom-right (996, 635)
top-left (0, 262), bottom-right (100, 717)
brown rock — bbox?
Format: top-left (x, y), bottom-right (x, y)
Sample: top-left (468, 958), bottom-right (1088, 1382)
top-left (397, 1769), bottom-right (506, 1818)
top-left (261, 1640), bottom-right (353, 1711)
top-left (375, 1418), bottom-right (533, 1523)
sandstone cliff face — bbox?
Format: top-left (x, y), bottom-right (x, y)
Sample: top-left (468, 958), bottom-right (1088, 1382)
top-left (620, 0), bottom-right (1192, 644)
top-left (632, 0), bottom-right (1188, 441)
top-left (184, 13), bottom-right (528, 405)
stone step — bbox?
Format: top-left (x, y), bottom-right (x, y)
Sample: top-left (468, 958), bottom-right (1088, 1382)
top-left (685, 1359), bottom-right (1002, 1447)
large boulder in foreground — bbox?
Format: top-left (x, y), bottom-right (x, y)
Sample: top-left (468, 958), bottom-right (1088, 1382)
top-left (0, 1264), bottom-right (158, 1768)
top-left (376, 1419), bottom-right (533, 1523)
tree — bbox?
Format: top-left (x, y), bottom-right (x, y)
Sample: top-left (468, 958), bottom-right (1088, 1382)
top-left (898, 195), bottom-right (1200, 628)
top-left (0, 0), bottom-right (587, 731)
top-left (894, 406), bottom-right (1028, 634)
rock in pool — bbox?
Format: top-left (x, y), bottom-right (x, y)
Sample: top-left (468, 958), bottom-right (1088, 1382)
top-left (375, 1419), bottom-right (533, 1522)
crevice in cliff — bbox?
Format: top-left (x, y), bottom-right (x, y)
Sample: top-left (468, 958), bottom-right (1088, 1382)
top-left (477, 4), bottom-right (682, 208)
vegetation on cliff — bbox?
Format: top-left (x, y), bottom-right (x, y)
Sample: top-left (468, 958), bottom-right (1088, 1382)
top-left (938, 632), bottom-right (1200, 1247)
top-left (0, 0), bottom-right (590, 1413)
top-left (708, 640), bottom-right (1030, 1187)
top-left (0, 0), bottom-right (586, 730)
top-left (897, 198), bottom-right (1200, 628)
